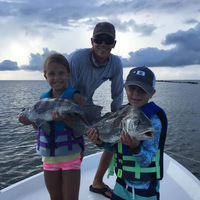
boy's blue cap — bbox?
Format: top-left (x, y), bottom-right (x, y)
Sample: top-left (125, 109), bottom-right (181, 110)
top-left (124, 66), bottom-right (156, 93)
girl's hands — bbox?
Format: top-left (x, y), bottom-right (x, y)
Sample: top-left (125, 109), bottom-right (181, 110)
top-left (119, 131), bottom-right (140, 149)
top-left (52, 111), bottom-right (67, 121)
top-left (18, 114), bottom-right (32, 125)
top-left (52, 111), bottom-right (73, 128)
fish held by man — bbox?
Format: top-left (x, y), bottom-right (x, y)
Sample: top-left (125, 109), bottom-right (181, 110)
top-left (20, 98), bottom-right (103, 134)
top-left (73, 105), bottom-right (155, 143)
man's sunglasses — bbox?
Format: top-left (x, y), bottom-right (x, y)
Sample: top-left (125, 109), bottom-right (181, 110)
top-left (93, 36), bottom-right (115, 45)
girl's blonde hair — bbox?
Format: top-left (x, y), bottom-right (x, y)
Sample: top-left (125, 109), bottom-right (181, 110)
top-left (43, 53), bottom-right (70, 74)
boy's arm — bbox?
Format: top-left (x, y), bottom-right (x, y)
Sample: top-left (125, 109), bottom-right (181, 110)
top-left (131, 115), bottom-right (162, 167)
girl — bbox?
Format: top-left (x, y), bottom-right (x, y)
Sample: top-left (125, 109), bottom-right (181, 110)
top-left (19, 53), bottom-right (84, 200)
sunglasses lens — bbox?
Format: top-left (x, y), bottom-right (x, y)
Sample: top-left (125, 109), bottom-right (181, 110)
top-left (93, 36), bottom-right (114, 45)
top-left (93, 37), bottom-right (103, 44)
top-left (105, 37), bottom-right (114, 45)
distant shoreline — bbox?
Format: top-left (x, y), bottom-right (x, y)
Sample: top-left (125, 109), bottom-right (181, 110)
top-left (157, 80), bottom-right (198, 84)
top-left (0, 80), bottom-right (199, 84)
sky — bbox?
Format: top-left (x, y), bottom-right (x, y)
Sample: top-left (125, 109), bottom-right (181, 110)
top-left (0, 0), bottom-right (200, 80)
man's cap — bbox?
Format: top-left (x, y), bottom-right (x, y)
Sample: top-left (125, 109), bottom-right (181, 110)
top-left (124, 66), bottom-right (156, 93)
top-left (93, 22), bottom-right (115, 38)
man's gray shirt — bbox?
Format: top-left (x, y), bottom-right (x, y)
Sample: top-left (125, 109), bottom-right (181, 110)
top-left (68, 48), bottom-right (123, 112)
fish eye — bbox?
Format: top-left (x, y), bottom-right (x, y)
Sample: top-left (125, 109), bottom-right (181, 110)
top-left (135, 120), bottom-right (140, 126)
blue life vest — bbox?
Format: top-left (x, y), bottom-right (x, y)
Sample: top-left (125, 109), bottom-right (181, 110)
top-left (114, 102), bottom-right (167, 181)
top-left (36, 87), bottom-right (84, 157)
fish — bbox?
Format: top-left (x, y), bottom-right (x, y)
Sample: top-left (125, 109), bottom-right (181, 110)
top-left (73, 105), bottom-right (155, 143)
top-left (20, 98), bottom-right (102, 134)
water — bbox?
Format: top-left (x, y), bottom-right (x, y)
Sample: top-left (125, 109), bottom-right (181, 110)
top-left (0, 80), bottom-right (200, 190)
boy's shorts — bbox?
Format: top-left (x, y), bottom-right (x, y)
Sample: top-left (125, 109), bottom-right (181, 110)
top-left (43, 155), bottom-right (81, 171)
top-left (111, 178), bottom-right (160, 200)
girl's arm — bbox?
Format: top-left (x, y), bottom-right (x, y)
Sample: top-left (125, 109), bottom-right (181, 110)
top-left (18, 115), bottom-right (38, 130)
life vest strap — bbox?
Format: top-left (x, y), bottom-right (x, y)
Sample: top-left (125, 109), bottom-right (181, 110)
top-left (37, 130), bottom-right (67, 137)
top-left (114, 150), bottom-right (161, 179)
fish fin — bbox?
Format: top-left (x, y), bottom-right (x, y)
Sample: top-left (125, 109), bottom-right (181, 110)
top-left (80, 105), bottom-right (103, 124)
top-left (74, 113), bottom-right (89, 125)
top-left (72, 116), bottom-right (88, 138)
top-left (35, 119), bottom-right (51, 135)
top-left (34, 119), bottom-right (45, 127)
top-left (40, 122), bottom-right (51, 135)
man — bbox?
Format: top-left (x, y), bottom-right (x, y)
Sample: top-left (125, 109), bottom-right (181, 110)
top-left (68, 22), bottom-right (123, 198)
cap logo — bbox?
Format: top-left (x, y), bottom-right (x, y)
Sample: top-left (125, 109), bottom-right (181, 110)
top-left (133, 70), bottom-right (145, 78)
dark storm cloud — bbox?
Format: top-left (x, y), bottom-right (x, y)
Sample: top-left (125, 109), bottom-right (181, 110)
top-left (0, 0), bottom-right (168, 37)
top-left (110, 19), bottom-right (156, 36)
top-left (21, 48), bottom-right (61, 71)
top-left (1, 22), bottom-right (200, 70)
top-left (0, 60), bottom-right (19, 71)
top-left (121, 22), bottom-right (200, 67)
top-left (0, 0), bottom-right (200, 70)
top-left (0, 48), bottom-right (69, 71)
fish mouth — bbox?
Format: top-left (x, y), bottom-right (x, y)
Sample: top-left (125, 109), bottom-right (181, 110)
top-left (140, 130), bottom-right (155, 140)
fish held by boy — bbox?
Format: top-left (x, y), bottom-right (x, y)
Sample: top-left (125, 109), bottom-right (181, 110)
top-left (73, 105), bottom-right (155, 143)
top-left (20, 98), bottom-right (103, 134)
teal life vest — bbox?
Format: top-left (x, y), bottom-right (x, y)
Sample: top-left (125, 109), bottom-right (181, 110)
top-left (36, 87), bottom-right (84, 157)
top-left (111, 102), bottom-right (167, 181)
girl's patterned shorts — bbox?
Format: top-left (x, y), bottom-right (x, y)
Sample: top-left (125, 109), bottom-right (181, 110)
top-left (43, 155), bottom-right (81, 171)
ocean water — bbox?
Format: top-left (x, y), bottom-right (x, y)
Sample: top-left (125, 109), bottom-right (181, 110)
top-left (0, 80), bottom-right (200, 190)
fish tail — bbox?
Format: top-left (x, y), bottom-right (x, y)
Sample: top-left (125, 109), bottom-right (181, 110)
top-left (81, 105), bottom-right (102, 124)
top-left (73, 116), bottom-right (89, 138)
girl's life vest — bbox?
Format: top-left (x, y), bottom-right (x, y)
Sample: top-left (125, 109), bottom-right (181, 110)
top-left (36, 87), bottom-right (84, 157)
top-left (109, 102), bottom-right (167, 181)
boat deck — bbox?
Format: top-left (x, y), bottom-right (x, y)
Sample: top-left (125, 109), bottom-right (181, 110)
top-left (1, 152), bottom-right (200, 200)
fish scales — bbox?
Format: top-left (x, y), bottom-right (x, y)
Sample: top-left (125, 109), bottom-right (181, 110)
top-left (73, 105), bottom-right (155, 143)
top-left (20, 98), bottom-right (102, 134)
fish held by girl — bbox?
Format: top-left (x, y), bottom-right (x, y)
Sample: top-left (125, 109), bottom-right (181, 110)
top-left (20, 98), bottom-right (103, 134)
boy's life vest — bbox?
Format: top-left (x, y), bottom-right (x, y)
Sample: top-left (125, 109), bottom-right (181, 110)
top-left (109, 102), bottom-right (167, 181)
top-left (36, 87), bottom-right (84, 157)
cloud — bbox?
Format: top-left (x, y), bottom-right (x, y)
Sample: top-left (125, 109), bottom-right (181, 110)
top-left (184, 18), bottom-right (198, 24)
top-left (20, 48), bottom-right (69, 71)
top-left (163, 23), bottom-right (200, 51)
top-left (1, 22), bottom-right (200, 71)
top-left (109, 19), bottom-right (156, 36)
top-left (0, 60), bottom-right (19, 71)
top-left (121, 22), bottom-right (200, 67)
top-left (2, 0), bottom-right (191, 37)
top-left (0, 47), bottom-right (69, 71)
top-left (21, 48), bottom-right (64, 71)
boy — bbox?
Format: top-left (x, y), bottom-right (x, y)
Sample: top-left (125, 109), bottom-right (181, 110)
top-left (87, 66), bottom-right (168, 199)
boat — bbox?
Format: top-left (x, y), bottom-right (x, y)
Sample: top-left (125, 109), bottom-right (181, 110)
top-left (1, 152), bottom-right (200, 200)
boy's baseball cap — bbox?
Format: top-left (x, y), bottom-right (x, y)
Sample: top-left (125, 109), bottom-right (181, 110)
top-left (93, 22), bottom-right (115, 39)
top-left (124, 66), bottom-right (156, 93)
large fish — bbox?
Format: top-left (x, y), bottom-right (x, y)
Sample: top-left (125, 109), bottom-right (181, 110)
top-left (73, 105), bottom-right (155, 143)
top-left (20, 98), bottom-right (102, 134)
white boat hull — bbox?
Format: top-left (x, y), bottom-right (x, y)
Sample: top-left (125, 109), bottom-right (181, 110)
top-left (1, 152), bottom-right (200, 200)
